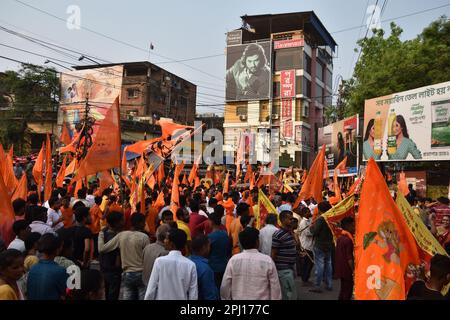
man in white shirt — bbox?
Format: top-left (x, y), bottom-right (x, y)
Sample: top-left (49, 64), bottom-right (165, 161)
top-left (206, 197), bottom-right (218, 215)
top-left (71, 188), bottom-right (92, 208)
top-left (7, 220), bottom-right (29, 252)
top-left (258, 214), bottom-right (279, 255)
top-left (29, 206), bottom-right (56, 235)
top-left (221, 227), bottom-right (281, 300)
top-left (144, 228), bottom-right (198, 300)
top-left (298, 206), bottom-right (315, 285)
top-left (86, 187), bottom-right (96, 208)
top-left (46, 197), bottom-right (64, 232)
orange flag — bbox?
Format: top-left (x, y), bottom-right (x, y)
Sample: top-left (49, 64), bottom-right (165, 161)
top-left (244, 163), bottom-right (253, 183)
top-left (295, 145), bottom-right (325, 208)
top-left (98, 171), bottom-right (114, 194)
top-left (157, 162), bottom-right (165, 185)
top-left (134, 156), bottom-right (147, 179)
top-left (188, 164), bottom-right (197, 186)
top-left (3, 147), bottom-right (18, 196)
top-left (159, 120), bottom-right (194, 140)
top-left (75, 97), bottom-right (121, 179)
top-left (56, 157), bottom-right (67, 188)
top-left (347, 176), bottom-right (362, 197)
top-left (147, 173), bottom-right (156, 190)
top-left (194, 175), bottom-right (200, 190)
top-left (333, 156), bottom-right (347, 202)
top-left (181, 174), bottom-right (188, 186)
top-left (398, 172), bottom-right (409, 196)
top-left (12, 174), bottom-right (27, 201)
top-left (58, 125), bottom-right (84, 154)
top-left (301, 169), bottom-right (308, 183)
top-left (44, 134), bottom-right (53, 201)
top-left (223, 171), bottom-right (230, 194)
top-left (354, 158), bottom-right (420, 300)
top-left (60, 123), bottom-right (71, 146)
top-left (154, 191), bottom-right (165, 213)
top-left (170, 162), bottom-right (184, 219)
top-left (0, 173), bottom-right (15, 246)
top-left (33, 142), bottom-right (45, 202)
top-left (74, 178), bottom-right (83, 197)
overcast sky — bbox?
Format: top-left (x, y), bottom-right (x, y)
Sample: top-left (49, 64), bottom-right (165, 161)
top-left (1, 0), bottom-right (449, 114)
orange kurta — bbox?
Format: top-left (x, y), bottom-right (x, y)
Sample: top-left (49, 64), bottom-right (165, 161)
top-left (229, 217), bottom-right (243, 255)
top-left (146, 206), bottom-right (159, 235)
top-left (89, 205), bottom-right (103, 234)
top-left (61, 207), bottom-right (74, 228)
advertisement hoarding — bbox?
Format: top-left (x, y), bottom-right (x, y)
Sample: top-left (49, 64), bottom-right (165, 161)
top-left (58, 65), bottom-right (124, 137)
top-left (280, 70), bottom-right (295, 98)
top-left (226, 42), bottom-right (271, 102)
top-left (318, 115), bottom-right (359, 176)
top-left (281, 99), bottom-right (293, 139)
top-left (363, 81), bottom-right (450, 161)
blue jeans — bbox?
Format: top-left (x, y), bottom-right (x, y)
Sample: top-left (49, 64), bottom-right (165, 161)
top-left (313, 246), bottom-right (332, 289)
top-left (122, 272), bottom-right (146, 300)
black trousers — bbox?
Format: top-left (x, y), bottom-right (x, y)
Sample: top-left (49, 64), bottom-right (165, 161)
top-left (339, 277), bottom-right (353, 300)
top-left (298, 250), bottom-right (314, 282)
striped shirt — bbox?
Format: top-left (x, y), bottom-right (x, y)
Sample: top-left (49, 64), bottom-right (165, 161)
top-left (272, 228), bottom-right (297, 271)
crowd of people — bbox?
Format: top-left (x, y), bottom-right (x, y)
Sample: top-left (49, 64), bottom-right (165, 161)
top-left (0, 158), bottom-right (449, 301)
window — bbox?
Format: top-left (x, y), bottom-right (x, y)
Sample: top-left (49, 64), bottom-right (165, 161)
top-left (326, 69), bottom-right (332, 90)
top-left (236, 106), bottom-right (247, 116)
top-left (273, 82), bottom-right (280, 98)
top-left (316, 61), bottom-right (324, 82)
top-left (301, 101), bottom-right (309, 118)
top-left (303, 78), bottom-right (311, 98)
top-left (274, 47), bottom-right (302, 71)
top-left (180, 96), bottom-right (187, 107)
top-left (315, 84), bottom-right (324, 104)
top-left (303, 53), bottom-right (311, 74)
top-left (127, 88), bottom-right (139, 98)
top-left (295, 76), bottom-right (302, 95)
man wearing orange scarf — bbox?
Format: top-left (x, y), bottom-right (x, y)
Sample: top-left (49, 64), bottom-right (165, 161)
top-left (334, 217), bottom-right (355, 300)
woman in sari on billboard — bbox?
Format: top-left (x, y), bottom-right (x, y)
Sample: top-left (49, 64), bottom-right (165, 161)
top-left (363, 119), bottom-right (381, 160)
top-left (387, 115), bottom-right (422, 160)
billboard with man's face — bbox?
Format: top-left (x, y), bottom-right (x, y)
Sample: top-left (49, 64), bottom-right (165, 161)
top-left (226, 42), bottom-right (271, 102)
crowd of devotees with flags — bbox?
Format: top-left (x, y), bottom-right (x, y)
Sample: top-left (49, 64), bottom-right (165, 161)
top-left (0, 96), bottom-right (449, 300)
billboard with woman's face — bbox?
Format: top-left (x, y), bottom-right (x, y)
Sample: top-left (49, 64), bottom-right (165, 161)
top-left (363, 81), bottom-right (450, 162)
top-left (318, 115), bottom-right (359, 176)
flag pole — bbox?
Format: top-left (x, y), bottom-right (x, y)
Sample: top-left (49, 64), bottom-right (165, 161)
top-left (116, 97), bottom-right (125, 205)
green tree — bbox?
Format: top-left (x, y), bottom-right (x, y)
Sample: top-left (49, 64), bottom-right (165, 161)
top-left (341, 16), bottom-right (450, 117)
top-left (0, 64), bottom-right (59, 154)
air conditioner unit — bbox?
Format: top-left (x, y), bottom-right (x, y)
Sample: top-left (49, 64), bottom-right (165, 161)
top-left (239, 114), bottom-right (247, 121)
top-left (271, 114), bottom-right (279, 120)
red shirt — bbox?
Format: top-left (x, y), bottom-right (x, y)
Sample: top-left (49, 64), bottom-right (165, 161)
top-left (431, 204), bottom-right (450, 226)
top-left (195, 219), bottom-right (227, 236)
top-left (334, 233), bottom-right (354, 279)
top-left (188, 212), bottom-right (207, 239)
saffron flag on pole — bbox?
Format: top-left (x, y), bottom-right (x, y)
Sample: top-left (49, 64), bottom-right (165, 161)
top-left (294, 145), bottom-right (325, 208)
top-left (398, 172), bottom-right (409, 196)
top-left (75, 97), bottom-right (121, 179)
top-left (44, 134), bottom-right (52, 201)
top-left (56, 157), bottom-right (67, 188)
top-left (60, 122), bottom-right (71, 146)
top-left (3, 147), bottom-right (18, 197)
top-left (354, 158), bottom-right (420, 300)
top-left (12, 174), bottom-right (27, 201)
top-left (395, 192), bottom-right (449, 295)
top-left (32, 142), bottom-right (45, 202)
top-left (322, 195), bottom-right (355, 243)
top-left (333, 156), bottom-right (347, 202)
top-left (257, 188), bottom-right (279, 229)
top-left (0, 173), bottom-right (15, 246)
top-left (223, 171), bottom-right (230, 194)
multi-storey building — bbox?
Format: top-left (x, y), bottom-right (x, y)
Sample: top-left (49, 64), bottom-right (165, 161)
top-left (73, 61), bottom-right (197, 125)
top-left (223, 12), bottom-right (337, 168)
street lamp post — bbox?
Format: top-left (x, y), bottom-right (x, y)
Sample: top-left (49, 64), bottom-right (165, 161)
top-left (78, 55), bottom-right (100, 65)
